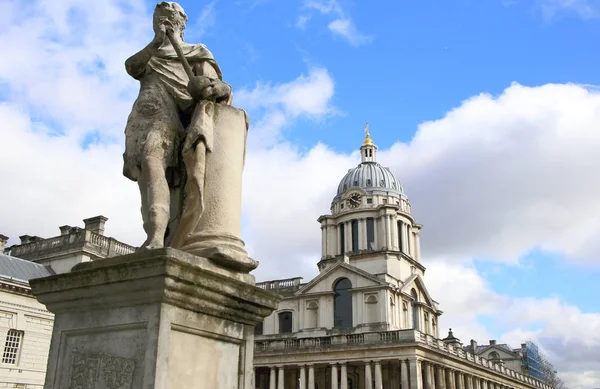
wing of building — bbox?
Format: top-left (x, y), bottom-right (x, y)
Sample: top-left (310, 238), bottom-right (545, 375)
top-left (252, 131), bottom-right (552, 389)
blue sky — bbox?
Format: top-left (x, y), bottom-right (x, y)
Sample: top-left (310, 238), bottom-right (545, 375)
top-left (1, 0), bottom-right (600, 386)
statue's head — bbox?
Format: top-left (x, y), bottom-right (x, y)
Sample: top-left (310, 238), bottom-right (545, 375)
top-left (153, 2), bottom-right (188, 38)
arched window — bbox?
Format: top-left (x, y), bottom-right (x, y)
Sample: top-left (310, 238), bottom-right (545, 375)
top-left (411, 289), bottom-right (419, 330)
top-left (424, 313), bottom-right (430, 334)
top-left (278, 311), bottom-right (293, 334)
top-left (403, 302), bottom-right (409, 329)
top-left (432, 318), bottom-right (437, 337)
top-left (334, 278), bottom-right (353, 328)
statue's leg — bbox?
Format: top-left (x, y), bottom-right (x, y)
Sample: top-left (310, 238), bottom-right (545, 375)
top-left (140, 155), bottom-right (170, 249)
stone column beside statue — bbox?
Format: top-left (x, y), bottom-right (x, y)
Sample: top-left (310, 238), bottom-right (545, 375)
top-left (30, 2), bottom-right (279, 389)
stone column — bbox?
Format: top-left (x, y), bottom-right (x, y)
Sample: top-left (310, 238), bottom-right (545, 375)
top-left (445, 368), bottom-right (454, 389)
top-left (340, 363), bottom-right (348, 389)
top-left (321, 225), bottom-right (327, 258)
top-left (400, 359), bottom-right (409, 389)
top-left (365, 362), bottom-right (373, 389)
top-left (308, 365), bottom-right (315, 389)
top-left (331, 364), bottom-right (339, 389)
top-left (423, 361), bottom-right (432, 389)
top-left (466, 375), bottom-right (473, 389)
top-left (378, 215), bottom-right (385, 250)
top-left (270, 367), bottom-right (277, 389)
top-left (480, 380), bottom-right (487, 389)
top-left (455, 372), bottom-right (463, 389)
top-left (345, 221), bottom-right (352, 253)
top-left (408, 358), bottom-right (423, 389)
top-left (359, 218), bottom-right (367, 250)
top-left (374, 361), bottom-right (383, 389)
top-left (278, 366), bottom-right (285, 389)
top-left (299, 366), bottom-right (306, 389)
top-left (390, 215), bottom-right (398, 251)
top-left (386, 215), bottom-right (392, 251)
top-left (414, 232), bottom-right (421, 261)
top-left (30, 249), bottom-right (280, 389)
top-left (436, 365), bottom-right (445, 389)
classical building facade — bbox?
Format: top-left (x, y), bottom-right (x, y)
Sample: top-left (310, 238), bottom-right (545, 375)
top-left (0, 217), bottom-right (135, 388)
top-left (252, 131), bottom-right (553, 389)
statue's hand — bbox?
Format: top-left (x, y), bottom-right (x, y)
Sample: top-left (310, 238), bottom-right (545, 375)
top-left (188, 76), bottom-right (216, 101)
top-left (152, 18), bottom-right (173, 49)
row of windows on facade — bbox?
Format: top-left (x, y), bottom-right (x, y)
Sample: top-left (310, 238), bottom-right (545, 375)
top-left (342, 179), bottom-right (399, 191)
top-left (255, 280), bottom-right (436, 336)
top-left (339, 197), bottom-right (401, 210)
top-left (1, 329), bottom-right (24, 365)
top-left (337, 219), bottom-right (413, 255)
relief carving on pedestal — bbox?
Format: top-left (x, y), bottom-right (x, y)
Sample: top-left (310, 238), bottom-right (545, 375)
top-left (69, 352), bottom-right (135, 389)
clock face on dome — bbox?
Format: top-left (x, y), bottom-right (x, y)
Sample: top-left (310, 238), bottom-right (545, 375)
top-left (346, 192), bottom-right (362, 208)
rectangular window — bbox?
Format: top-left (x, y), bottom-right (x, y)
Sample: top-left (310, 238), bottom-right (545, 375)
top-left (366, 198), bottom-right (373, 204)
top-left (339, 223), bottom-right (345, 254)
top-left (254, 321), bottom-right (264, 336)
top-left (397, 221), bottom-right (403, 252)
top-left (2, 330), bottom-right (23, 365)
top-left (351, 220), bottom-right (359, 253)
top-left (366, 218), bottom-right (375, 250)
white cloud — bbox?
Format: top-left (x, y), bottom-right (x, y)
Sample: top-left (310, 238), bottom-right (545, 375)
top-left (425, 260), bottom-right (600, 388)
top-left (187, 1), bottom-right (217, 40)
top-left (235, 66), bottom-right (336, 147)
top-left (298, 0), bottom-right (374, 46)
top-left (377, 83), bottom-right (600, 266)
top-left (537, 0), bottom-right (600, 20)
top-left (327, 18), bottom-right (374, 47)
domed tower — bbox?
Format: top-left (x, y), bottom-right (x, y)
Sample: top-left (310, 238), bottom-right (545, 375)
top-left (317, 124), bottom-right (424, 283)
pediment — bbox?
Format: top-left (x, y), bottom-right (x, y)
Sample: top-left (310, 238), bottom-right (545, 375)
top-left (296, 261), bottom-right (386, 296)
top-left (400, 274), bottom-right (438, 310)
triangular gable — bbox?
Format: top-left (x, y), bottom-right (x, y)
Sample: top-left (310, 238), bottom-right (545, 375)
top-left (295, 261), bottom-right (386, 296)
top-left (477, 344), bottom-right (520, 359)
top-left (400, 274), bottom-right (437, 309)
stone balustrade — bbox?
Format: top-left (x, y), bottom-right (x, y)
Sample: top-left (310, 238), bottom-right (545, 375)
top-left (10, 229), bottom-right (136, 261)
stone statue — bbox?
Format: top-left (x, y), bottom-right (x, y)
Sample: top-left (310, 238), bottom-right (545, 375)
top-left (123, 1), bottom-right (256, 272)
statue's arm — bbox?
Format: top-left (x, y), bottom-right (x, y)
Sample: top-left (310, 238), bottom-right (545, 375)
top-left (124, 23), bottom-right (168, 79)
top-left (125, 41), bottom-right (161, 79)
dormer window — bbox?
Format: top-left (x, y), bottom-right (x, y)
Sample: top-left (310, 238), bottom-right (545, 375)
top-left (366, 179), bottom-right (372, 186)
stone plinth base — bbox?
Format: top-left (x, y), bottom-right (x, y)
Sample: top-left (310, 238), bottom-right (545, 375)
top-left (30, 248), bottom-right (280, 389)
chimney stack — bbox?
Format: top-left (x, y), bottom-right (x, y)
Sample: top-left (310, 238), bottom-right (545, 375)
top-left (489, 340), bottom-right (496, 346)
top-left (470, 339), bottom-right (478, 353)
top-left (19, 235), bottom-right (32, 244)
top-left (0, 235), bottom-right (8, 252)
top-left (83, 216), bottom-right (108, 236)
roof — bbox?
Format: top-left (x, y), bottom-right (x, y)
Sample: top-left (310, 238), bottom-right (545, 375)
top-left (336, 162), bottom-right (403, 196)
top-left (0, 254), bottom-right (55, 283)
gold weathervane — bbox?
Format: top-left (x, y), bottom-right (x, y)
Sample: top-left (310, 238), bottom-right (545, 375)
top-left (363, 121), bottom-right (373, 145)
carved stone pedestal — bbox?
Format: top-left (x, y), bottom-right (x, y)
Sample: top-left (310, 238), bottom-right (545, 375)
top-left (30, 248), bottom-right (279, 389)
